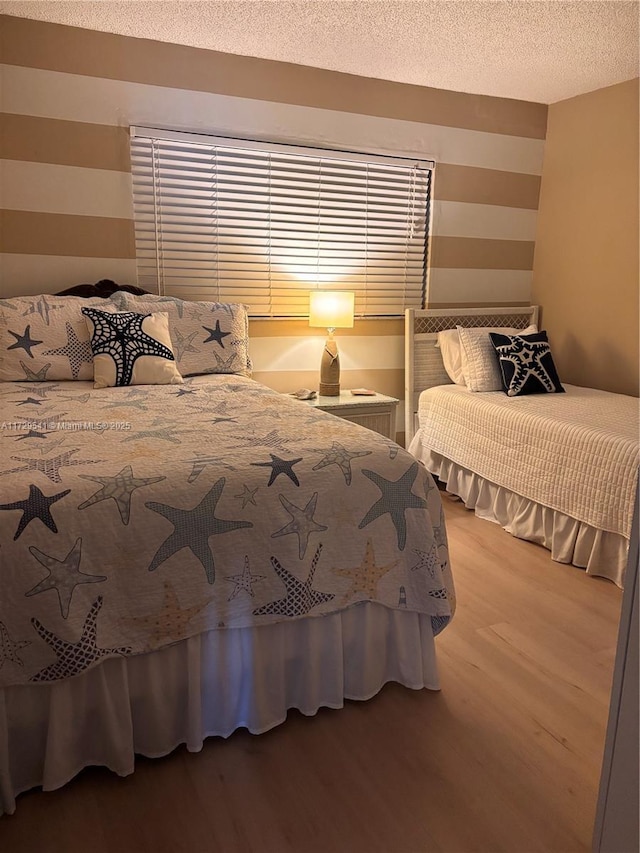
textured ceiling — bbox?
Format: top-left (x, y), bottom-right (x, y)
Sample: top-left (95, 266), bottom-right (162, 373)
top-left (1, 0), bottom-right (638, 103)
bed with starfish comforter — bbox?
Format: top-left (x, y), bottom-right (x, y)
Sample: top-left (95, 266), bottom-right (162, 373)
top-left (0, 372), bottom-right (454, 814)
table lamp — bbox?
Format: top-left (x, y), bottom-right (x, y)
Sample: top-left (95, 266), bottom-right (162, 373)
top-left (308, 291), bottom-right (355, 396)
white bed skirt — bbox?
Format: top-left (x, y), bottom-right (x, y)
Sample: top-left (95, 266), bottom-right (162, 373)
top-left (410, 443), bottom-right (628, 588)
top-left (0, 601), bottom-right (439, 816)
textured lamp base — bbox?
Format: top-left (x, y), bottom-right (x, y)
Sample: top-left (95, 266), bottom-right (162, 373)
top-left (319, 334), bottom-right (341, 397)
top-left (319, 380), bottom-right (340, 396)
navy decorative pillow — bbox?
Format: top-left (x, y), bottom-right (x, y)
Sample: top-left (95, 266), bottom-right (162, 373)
top-left (488, 331), bottom-right (564, 397)
top-left (82, 308), bottom-right (183, 388)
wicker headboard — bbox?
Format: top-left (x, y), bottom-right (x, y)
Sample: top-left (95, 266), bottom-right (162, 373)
top-left (404, 306), bottom-right (540, 447)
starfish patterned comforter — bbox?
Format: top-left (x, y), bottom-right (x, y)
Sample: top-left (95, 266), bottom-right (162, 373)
top-left (0, 376), bottom-right (454, 687)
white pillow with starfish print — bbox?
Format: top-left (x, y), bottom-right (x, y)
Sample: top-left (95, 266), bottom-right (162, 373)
top-left (0, 294), bottom-right (120, 382)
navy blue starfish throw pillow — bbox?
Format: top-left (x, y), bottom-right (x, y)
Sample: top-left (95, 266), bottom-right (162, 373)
top-left (489, 331), bottom-right (564, 397)
top-left (83, 308), bottom-right (183, 388)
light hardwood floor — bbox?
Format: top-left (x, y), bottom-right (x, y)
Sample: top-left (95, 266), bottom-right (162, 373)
top-left (0, 497), bottom-right (622, 853)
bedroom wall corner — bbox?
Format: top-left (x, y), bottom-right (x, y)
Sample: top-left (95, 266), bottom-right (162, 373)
top-left (531, 77), bottom-right (639, 398)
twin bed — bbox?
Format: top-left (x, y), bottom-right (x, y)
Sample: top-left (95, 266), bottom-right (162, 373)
top-left (0, 284), bottom-right (454, 816)
top-left (405, 306), bottom-right (639, 588)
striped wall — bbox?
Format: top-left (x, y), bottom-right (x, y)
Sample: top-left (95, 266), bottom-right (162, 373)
top-left (0, 15), bottom-right (547, 439)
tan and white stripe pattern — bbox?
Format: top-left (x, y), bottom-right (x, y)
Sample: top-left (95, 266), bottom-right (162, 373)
top-left (0, 15), bottom-right (546, 438)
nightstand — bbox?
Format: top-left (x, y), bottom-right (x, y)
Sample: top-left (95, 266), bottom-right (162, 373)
top-left (300, 391), bottom-right (399, 440)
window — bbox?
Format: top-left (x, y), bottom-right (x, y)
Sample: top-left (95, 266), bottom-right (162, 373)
top-left (131, 127), bottom-right (433, 317)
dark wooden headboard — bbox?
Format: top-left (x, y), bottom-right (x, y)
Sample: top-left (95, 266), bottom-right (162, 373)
top-left (55, 279), bottom-right (151, 298)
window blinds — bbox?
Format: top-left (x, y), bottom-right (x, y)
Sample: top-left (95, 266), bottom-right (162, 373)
top-left (131, 128), bottom-right (433, 317)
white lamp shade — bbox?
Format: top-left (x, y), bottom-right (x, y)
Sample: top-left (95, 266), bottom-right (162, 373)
top-left (308, 291), bottom-right (355, 329)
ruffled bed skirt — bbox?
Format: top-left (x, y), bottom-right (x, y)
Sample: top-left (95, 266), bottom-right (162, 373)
top-left (409, 443), bottom-right (628, 588)
top-left (0, 601), bottom-right (439, 817)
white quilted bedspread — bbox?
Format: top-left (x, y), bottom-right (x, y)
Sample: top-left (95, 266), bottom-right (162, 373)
top-left (416, 384), bottom-right (639, 538)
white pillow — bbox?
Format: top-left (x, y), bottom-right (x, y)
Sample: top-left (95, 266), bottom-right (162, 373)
top-left (436, 329), bottom-right (466, 385)
top-left (0, 294), bottom-right (119, 382)
top-left (83, 308), bottom-right (184, 388)
top-left (457, 324), bottom-right (538, 392)
top-left (113, 293), bottom-right (252, 377)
